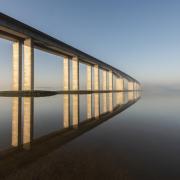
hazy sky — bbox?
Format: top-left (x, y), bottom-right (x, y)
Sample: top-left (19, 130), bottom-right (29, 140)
top-left (0, 0), bottom-right (180, 89)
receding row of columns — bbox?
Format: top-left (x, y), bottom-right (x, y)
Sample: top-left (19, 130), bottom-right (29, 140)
top-left (12, 38), bottom-right (140, 92)
top-left (12, 91), bottom-right (140, 148)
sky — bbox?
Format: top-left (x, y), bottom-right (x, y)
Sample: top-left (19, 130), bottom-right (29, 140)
top-left (0, 0), bottom-right (180, 90)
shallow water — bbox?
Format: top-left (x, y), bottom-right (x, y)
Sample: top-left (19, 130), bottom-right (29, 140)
top-left (1, 91), bottom-right (180, 179)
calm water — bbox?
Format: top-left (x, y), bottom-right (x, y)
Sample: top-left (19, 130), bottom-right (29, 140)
top-left (1, 91), bottom-right (180, 180)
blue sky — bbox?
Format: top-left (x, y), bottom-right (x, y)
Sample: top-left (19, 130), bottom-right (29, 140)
top-left (0, 0), bottom-right (180, 89)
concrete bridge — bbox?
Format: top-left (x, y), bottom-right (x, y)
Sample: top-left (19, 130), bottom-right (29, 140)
top-left (0, 13), bottom-right (140, 92)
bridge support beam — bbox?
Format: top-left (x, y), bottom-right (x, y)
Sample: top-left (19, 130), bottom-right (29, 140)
top-left (128, 81), bottom-right (134, 91)
top-left (12, 41), bottom-right (22, 91)
top-left (86, 65), bottom-right (92, 90)
top-left (116, 78), bottom-right (124, 91)
top-left (86, 65), bottom-right (92, 119)
top-left (24, 38), bottom-right (34, 90)
top-left (102, 70), bottom-right (107, 91)
top-left (72, 56), bottom-right (79, 90)
top-left (108, 71), bottom-right (113, 90)
top-left (63, 57), bottom-right (70, 91)
top-left (94, 65), bottom-right (99, 91)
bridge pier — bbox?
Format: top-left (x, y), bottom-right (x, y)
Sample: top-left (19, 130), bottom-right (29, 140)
top-left (86, 65), bottom-right (92, 90)
top-left (94, 65), bottom-right (99, 91)
top-left (72, 56), bottom-right (79, 90)
top-left (86, 65), bottom-right (92, 119)
top-left (12, 41), bottom-right (22, 91)
top-left (108, 71), bottom-right (113, 90)
top-left (116, 77), bottom-right (124, 91)
top-left (128, 81), bottom-right (134, 91)
top-left (63, 57), bottom-right (70, 91)
top-left (102, 70), bottom-right (107, 91)
top-left (24, 38), bottom-right (34, 90)
top-left (71, 56), bottom-right (79, 127)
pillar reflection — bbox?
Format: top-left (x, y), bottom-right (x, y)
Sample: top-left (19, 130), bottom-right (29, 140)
top-left (116, 92), bottom-right (124, 105)
top-left (12, 97), bottom-right (22, 147)
top-left (23, 97), bottom-right (34, 149)
top-left (72, 94), bottom-right (79, 127)
top-left (94, 93), bottom-right (100, 118)
top-left (102, 93), bottom-right (107, 113)
top-left (108, 93), bottom-right (113, 112)
top-left (63, 94), bottom-right (70, 128)
top-left (87, 94), bottom-right (92, 119)
top-left (128, 92), bottom-right (134, 101)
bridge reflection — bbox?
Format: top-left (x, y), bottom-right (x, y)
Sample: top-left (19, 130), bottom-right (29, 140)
top-left (10, 92), bottom-right (140, 151)
top-left (0, 92), bottom-right (141, 177)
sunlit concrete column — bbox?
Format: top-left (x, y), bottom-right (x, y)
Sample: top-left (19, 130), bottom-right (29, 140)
top-left (108, 93), bottom-right (113, 112)
top-left (12, 41), bottom-right (22, 91)
top-left (72, 94), bottom-right (79, 127)
top-left (12, 97), bottom-right (22, 147)
top-left (94, 65), bottom-right (99, 91)
top-left (94, 93), bottom-right (100, 118)
top-left (23, 97), bottom-right (34, 149)
top-left (102, 70), bottom-right (107, 91)
top-left (63, 94), bottom-right (70, 128)
top-left (86, 65), bottom-right (92, 90)
top-left (116, 78), bottom-right (124, 91)
top-left (72, 56), bottom-right (79, 90)
top-left (24, 38), bottom-right (34, 90)
top-left (128, 81), bottom-right (134, 91)
top-left (108, 71), bottom-right (113, 91)
top-left (87, 94), bottom-right (92, 119)
top-left (102, 93), bottom-right (107, 113)
top-left (133, 82), bottom-right (136, 91)
top-left (63, 57), bottom-right (70, 91)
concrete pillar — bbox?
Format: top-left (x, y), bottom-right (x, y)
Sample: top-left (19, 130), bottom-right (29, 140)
top-left (108, 71), bottom-right (113, 91)
top-left (86, 65), bottom-right (92, 90)
top-left (102, 93), bottom-right (107, 113)
top-left (102, 70), bottom-right (107, 91)
top-left (23, 97), bottom-right (34, 149)
top-left (87, 94), bottom-right (92, 119)
top-left (12, 97), bottom-right (21, 147)
top-left (116, 78), bottom-right (124, 91)
top-left (94, 65), bottom-right (99, 91)
top-left (24, 38), bottom-right (34, 90)
top-left (63, 57), bottom-right (70, 91)
top-left (12, 41), bottom-right (22, 91)
top-left (108, 93), bottom-right (113, 112)
top-left (128, 81), bottom-right (134, 91)
top-left (72, 94), bottom-right (79, 127)
top-left (63, 94), bottom-right (70, 128)
top-left (94, 93), bottom-right (100, 118)
top-left (72, 56), bottom-right (79, 90)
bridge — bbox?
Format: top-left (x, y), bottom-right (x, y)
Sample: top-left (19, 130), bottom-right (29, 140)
top-left (0, 13), bottom-right (140, 92)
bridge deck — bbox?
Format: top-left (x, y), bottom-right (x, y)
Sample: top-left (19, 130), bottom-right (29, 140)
top-left (0, 12), bottom-right (139, 83)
